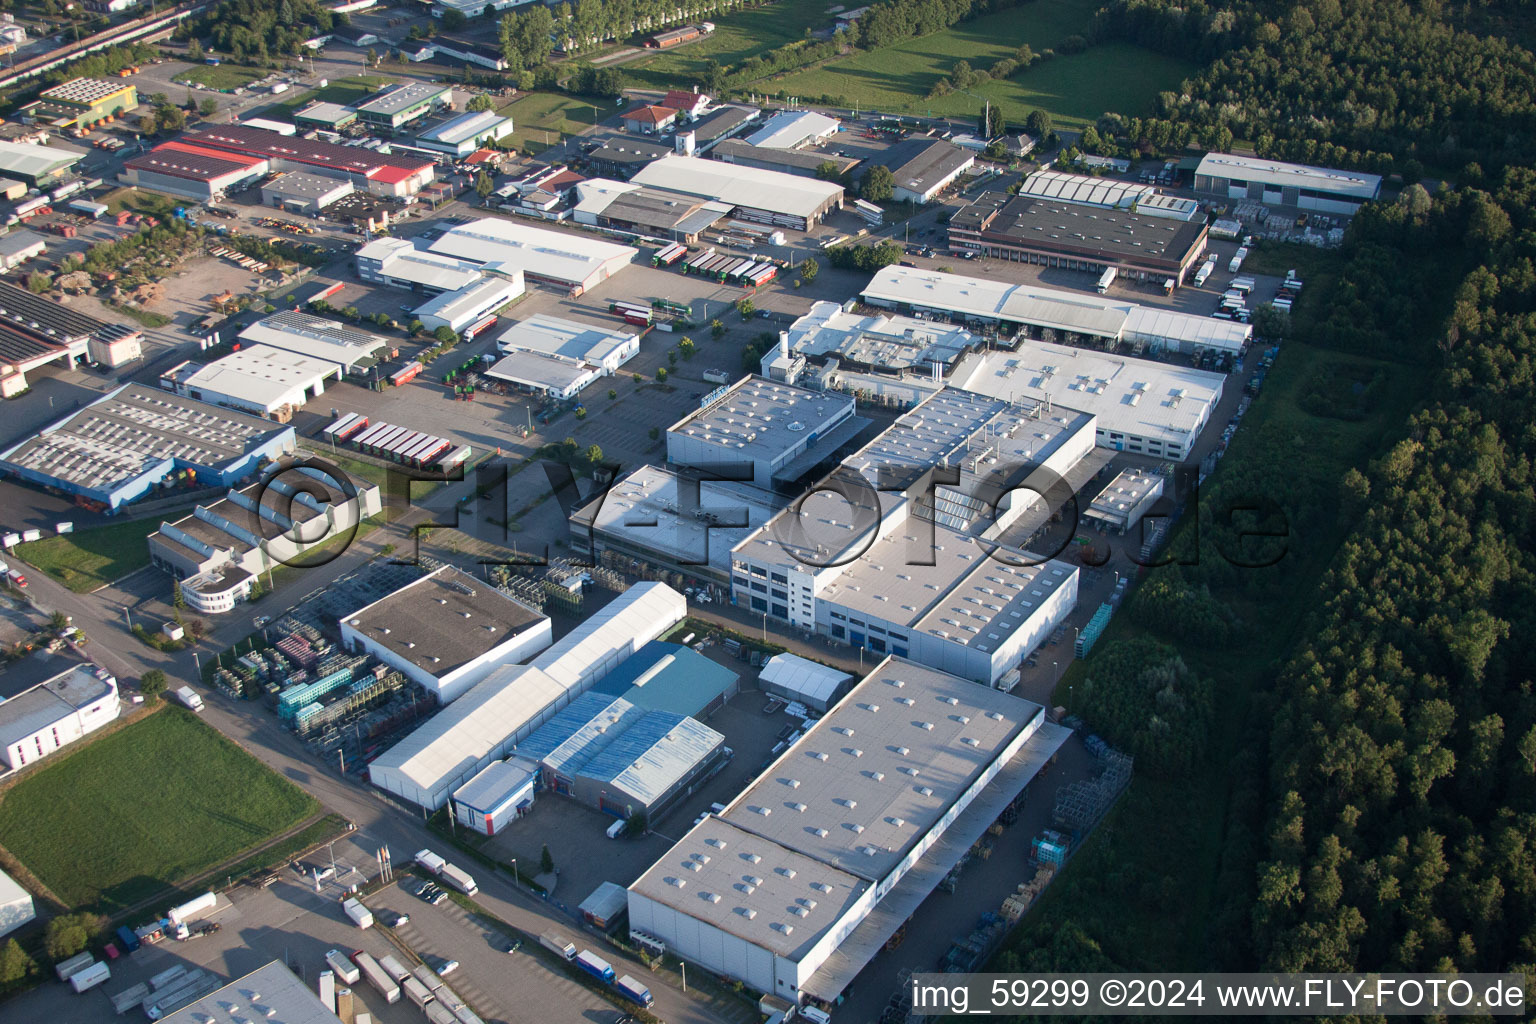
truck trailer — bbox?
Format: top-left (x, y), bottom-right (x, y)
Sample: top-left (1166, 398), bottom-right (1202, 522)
top-left (539, 932), bottom-right (576, 960)
top-left (574, 950), bottom-right (615, 983)
top-left (436, 863), bottom-right (478, 896)
top-left (326, 949), bottom-right (361, 985)
top-left (343, 898), bottom-right (373, 929)
top-left (68, 961), bottom-right (110, 993)
top-left (352, 951), bottom-right (400, 1004)
top-left (615, 974), bottom-right (654, 1007)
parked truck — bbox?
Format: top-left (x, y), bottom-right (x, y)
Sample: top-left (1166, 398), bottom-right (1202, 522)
top-left (615, 974), bottom-right (654, 1007)
top-left (403, 977), bottom-right (435, 1009)
top-left (68, 961), bottom-right (109, 993)
top-left (55, 952), bottom-right (96, 982)
top-left (539, 932), bottom-right (576, 960)
top-left (352, 951), bottom-right (400, 1004)
top-left (378, 954), bottom-right (411, 985)
top-left (326, 948), bottom-right (361, 985)
top-left (174, 686), bottom-right (204, 712)
top-left (414, 849), bottom-right (448, 874)
top-left (574, 950), bottom-right (615, 984)
top-left (415, 848), bottom-right (478, 895)
top-left (343, 898), bottom-right (373, 929)
top-left (1095, 267), bottom-right (1117, 294)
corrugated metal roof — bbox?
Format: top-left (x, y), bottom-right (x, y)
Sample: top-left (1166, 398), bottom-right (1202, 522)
top-left (594, 641), bottom-right (739, 717)
top-left (579, 880), bottom-right (629, 922)
top-left (581, 712), bottom-right (723, 806)
top-left (516, 691), bottom-right (641, 776)
top-left (759, 653), bottom-right (852, 706)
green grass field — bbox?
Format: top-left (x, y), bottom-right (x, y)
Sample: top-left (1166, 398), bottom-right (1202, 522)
top-left (773, 28), bottom-right (1195, 127)
top-left (0, 709), bottom-right (319, 914)
top-left (267, 74), bottom-right (393, 118)
top-left (621, 0), bottom-right (840, 89)
top-left (495, 91), bottom-right (604, 150)
top-left (172, 64), bottom-right (265, 92)
top-left (14, 511), bottom-right (192, 593)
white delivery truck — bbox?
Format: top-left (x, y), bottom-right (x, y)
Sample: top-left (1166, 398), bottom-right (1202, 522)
top-left (55, 952), bottom-right (95, 982)
top-left (343, 898), bottom-right (373, 929)
top-left (326, 949), bottom-right (361, 985)
top-left (539, 932), bottom-right (577, 960)
top-left (436, 862), bottom-right (478, 896)
top-left (1096, 267), bottom-right (1117, 293)
top-left (175, 686), bottom-right (204, 712)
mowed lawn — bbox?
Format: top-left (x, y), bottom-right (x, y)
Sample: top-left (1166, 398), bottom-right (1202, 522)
top-left (0, 709), bottom-right (319, 914)
top-left (496, 91), bottom-right (604, 150)
top-left (265, 74), bottom-right (393, 118)
top-left (14, 511), bottom-right (191, 593)
top-left (622, 0), bottom-right (840, 89)
top-left (172, 64), bottom-right (265, 91)
top-left (774, 16), bottom-right (1195, 127)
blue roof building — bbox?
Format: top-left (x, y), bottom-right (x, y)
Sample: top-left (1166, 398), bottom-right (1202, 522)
top-left (593, 641), bottom-right (741, 719)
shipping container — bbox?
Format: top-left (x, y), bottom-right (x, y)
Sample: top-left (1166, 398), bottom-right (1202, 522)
top-left (67, 199), bottom-right (107, 219)
top-left (1096, 267), bottom-right (1117, 293)
top-left (411, 438), bottom-right (452, 467)
top-left (539, 932), bottom-right (577, 960)
top-left (452, 1005), bottom-right (485, 1024)
top-left (574, 950), bottom-right (614, 983)
top-left (614, 975), bottom-right (654, 1007)
top-left (326, 948), bottom-right (361, 985)
top-left (50, 181), bottom-right (82, 202)
top-left (413, 963), bottom-right (445, 994)
top-left (318, 971), bottom-right (336, 1012)
top-left (464, 313), bottom-right (498, 339)
top-left (55, 953), bottom-right (96, 982)
top-left (389, 361), bottom-right (424, 386)
top-left (350, 422), bottom-right (390, 449)
top-left (352, 951), bottom-right (400, 1004)
top-left (69, 961), bottom-right (110, 994)
top-left (323, 411), bottom-right (360, 441)
top-left (425, 1003), bottom-right (459, 1024)
top-left (437, 445), bottom-right (472, 470)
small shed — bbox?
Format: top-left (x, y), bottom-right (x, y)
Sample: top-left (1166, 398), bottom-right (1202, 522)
top-left (758, 652), bottom-right (854, 712)
top-left (579, 880), bottom-right (629, 932)
top-left (451, 756), bottom-right (539, 835)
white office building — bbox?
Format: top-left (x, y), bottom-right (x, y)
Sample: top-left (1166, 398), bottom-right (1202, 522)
top-left (0, 665), bottom-right (119, 771)
top-left (1193, 152), bottom-right (1382, 215)
top-left (159, 345), bottom-right (340, 420)
top-left (427, 217), bottom-right (636, 296)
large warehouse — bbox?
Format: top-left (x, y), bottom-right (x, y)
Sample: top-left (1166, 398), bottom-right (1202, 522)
top-left (882, 138), bottom-right (974, 204)
top-left (416, 109), bottom-right (515, 156)
top-left (489, 313), bottom-right (638, 374)
top-left (178, 125), bottom-right (435, 197)
top-left (948, 190), bottom-right (1210, 285)
top-left (159, 345), bottom-right (340, 420)
top-left (367, 583), bottom-right (686, 809)
top-left (0, 279), bottom-right (141, 392)
top-left (0, 868), bottom-right (34, 938)
top-left (148, 463), bottom-right (383, 614)
top-left (744, 110), bottom-right (840, 150)
top-left (119, 140), bottom-right (269, 201)
top-left (0, 664), bottom-right (119, 770)
top-left (860, 266), bottom-right (1251, 354)
top-left (666, 376), bottom-right (861, 491)
top-left (426, 217), bottom-right (636, 295)
top-left (353, 81), bottom-right (453, 130)
top-left (572, 178), bottom-right (733, 243)
top-left (0, 138), bottom-right (84, 187)
top-left (413, 272), bottom-right (524, 334)
top-left (0, 383), bottom-right (294, 510)
top-left (631, 155), bottom-right (843, 230)
top-left (238, 311), bottom-right (395, 375)
top-left (355, 236), bottom-right (485, 294)
top-left (728, 386), bottom-right (1092, 684)
top-left (628, 657), bottom-right (1070, 1004)
top-left (1193, 152), bottom-right (1382, 215)
top-left (341, 565), bottom-right (552, 705)
top-left (785, 301), bottom-right (977, 374)
top-left (1018, 169), bottom-right (1201, 221)
top-left (952, 339), bottom-right (1227, 461)
top-left (23, 76), bottom-right (137, 130)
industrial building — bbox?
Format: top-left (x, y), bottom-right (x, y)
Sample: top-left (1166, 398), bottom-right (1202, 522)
top-left (119, 139), bottom-right (270, 201)
top-left (353, 81), bottom-right (453, 130)
top-left (1193, 152), bottom-right (1382, 214)
top-left (952, 340), bottom-right (1226, 460)
top-left (0, 867), bottom-right (34, 937)
top-left (491, 313), bottom-right (638, 374)
top-left (757, 652), bottom-right (853, 713)
top-left (0, 664), bottom-right (119, 771)
top-left (147, 462), bottom-right (383, 613)
top-left (784, 301), bottom-right (977, 374)
top-left (587, 138), bottom-right (673, 179)
top-left (860, 266), bottom-right (1252, 355)
top-left (427, 217), bottom-right (636, 295)
top-left (515, 689), bottom-right (726, 821)
top-left (341, 565), bottom-right (552, 705)
top-left (159, 345), bottom-right (340, 420)
top-left (683, 104), bottom-right (759, 152)
top-left (592, 639), bottom-right (741, 718)
top-left (628, 657), bottom-right (1069, 1004)
top-left (416, 110), bottom-right (515, 156)
top-left (743, 110), bottom-right (839, 150)
top-left (413, 271), bottom-right (524, 334)
top-left (728, 386), bottom-right (1092, 684)
top-left (355, 235), bottom-right (485, 293)
top-left (155, 961), bottom-right (343, 1024)
top-left (22, 77), bottom-right (137, 130)
top-left (293, 100), bottom-right (357, 130)
top-left (570, 463), bottom-right (784, 581)
top-left (0, 138), bottom-right (84, 186)
top-left (0, 279), bottom-right (140, 393)
top-left (713, 139), bottom-right (859, 180)
top-left (572, 178), bottom-right (732, 242)
top-left (259, 170), bottom-right (354, 213)
top-left (623, 105), bottom-right (679, 134)
top-left (881, 138), bottom-right (974, 204)
top-left (0, 383), bottom-right (294, 510)
top-left (0, 227), bottom-right (46, 270)
top-left (368, 582), bottom-right (687, 809)
top-left (666, 376), bottom-right (862, 490)
top-left (430, 0), bottom-right (527, 19)
top-left (631, 155), bottom-right (843, 230)
top-left (179, 125), bottom-right (435, 197)
top-left (1019, 169), bottom-right (1201, 221)
top-left (1083, 465), bottom-right (1165, 533)
top-left (948, 190), bottom-right (1210, 285)
top-left (237, 311), bottom-right (394, 375)
top-left (452, 755), bottom-right (539, 834)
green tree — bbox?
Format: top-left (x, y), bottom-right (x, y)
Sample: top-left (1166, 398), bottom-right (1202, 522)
top-left (440, 8), bottom-right (466, 30)
top-left (737, 297), bottom-right (755, 319)
top-left (1025, 108), bottom-right (1053, 140)
top-left (540, 843), bottom-right (554, 874)
top-left (585, 443), bottom-right (603, 464)
top-left (44, 913), bottom-right (99, 961)
top-left (467, 93), bottom-right (495, 112)
top-left (656, 366), bottom-right (668, 382)
top-left (433, 325), bottom-right (459, 345)
top-left (862, 164), bottom-right (894, 201)
top-left (49, 611), bottom-right (69, 630)
top-left (153, 103), bottom-right (186, 134)
top-left (816, 160), bottom-right (844, 181)
top-left (607, 388), bottom-right (617, 399)
top-left (186, 38), bottom-right (203, 62)
top-left (624, 809), bottom-right (648, 836)
top-left (198, 97), bottom-right (218, 117)
top-left (407, 319), bottom-right (424, 336)
top-left (139, 669), bottom-right (168, 698)
top-left (25, 271), bottom-right (51, 294)
top-left (799, 255), bottom-right (819, 283)
top-left (711, 318), bottom-right (725, 339)
top-left (474, 171), bottom-right (494, 198)
top-left (0, 938), bottom-right (35, 989)
top-left (648, 426), bottom-right (660, 441)
top-left (677, 337), bottom-right (696, 359)
top-left (980, 103), bottom-right (1005, 138)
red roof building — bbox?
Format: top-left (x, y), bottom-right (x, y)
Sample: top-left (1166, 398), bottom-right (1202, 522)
top-left (622, 105), bottom-right (679, 133)
top-left (179, 125), bottom-right (435, 196)
top-left (661, 90), bottom-right (710, 118)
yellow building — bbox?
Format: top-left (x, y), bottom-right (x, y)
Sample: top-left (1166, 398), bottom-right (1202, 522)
top-left (22, 77), bottom-right (138, 132)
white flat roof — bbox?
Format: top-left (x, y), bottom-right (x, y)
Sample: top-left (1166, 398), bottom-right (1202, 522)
top-left (239, 311), bottom-right (389, 371)
top-left (495, 312), bottom-right (637, 365)
top-left (486, 349), bottom-right (598, 392)
top-left (413, 273), bottom-right (523, 325)
top-left (427, 217), bottom-right (636, 289)
top-left (587, 463), bottom-right (783, 570)
top-left (1021, 169), bottom-right (1199, 220)
top-left (1194, 152), bottom-right (1382, 199)
top-left (667, 375), bottom-right (853, 462)
top-left (419, 110), bottom-right (510, 146)
top-left (788, 300), bottom-right (975, 370)
top-left (357, 236), bottom-right (484, 291)
top-left (953, 340), bottom-right (1225, 448)
top-left (178, 345), bottom-right (335, 408)
top-left (744, 110), bottom-right (840, 149)
top-left (862, 266), bottom-right (1250, 352)
top-left (631, 155), bottom-right (842, 220)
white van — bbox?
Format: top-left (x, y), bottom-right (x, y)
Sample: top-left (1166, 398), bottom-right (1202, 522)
top-left (800, 1007), bottom-right (832, 1024)
top-left (605, 818), bottom-right (626, 839)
